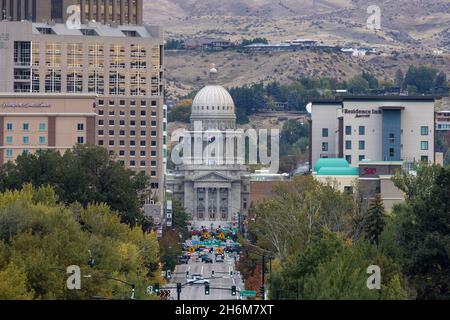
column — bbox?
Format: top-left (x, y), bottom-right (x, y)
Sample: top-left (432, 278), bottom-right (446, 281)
top-left (20, 0), bottom-right (25, 20)
top-left (127, 0), bottom-right (132, 25)
top-left (193, 188), bottom-right (197, 220)
top-left (96, 0), bottom-right (100, 22)
top-left (119, 0), bottom-right (124, 25)
top-left (111, 0), bottom-right (116, 22)
top-left (103, 0), bottom-right (108, 23)
top-left (88, 0), bottom-right (93, 21)
top-left (216, 188), bottom-right (220, 222)
top-left (227, 188), bottom-right (231, 221)
top-left (136, 0), bottom-right (142, 25)
top-left (79, 0), bottom-right (84, 23)
top-left (204, 188), bottom-right (209, 222)
top-left (0, 116), bottom-right (4, 165)
top-left (5, 0), bottom-right (10, 20)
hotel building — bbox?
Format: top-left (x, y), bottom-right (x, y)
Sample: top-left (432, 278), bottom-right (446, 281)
top-left (309, 96), bottom-right (438, 168)
top-left (0, 93), bottom-right (96, 164)
top-left (1, 0), bottom-right (143, 25)
top-left (0, 20), bottom-right (164, 201)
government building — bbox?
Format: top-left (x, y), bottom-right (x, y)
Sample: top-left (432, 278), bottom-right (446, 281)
top-left (167, 67), bottom-right (251, 231)
top-left (0, 19), bottom-right (164, 202)
top-left (1, 0), bottom-right (143, 25)
top-left (309, 96), bottom-right (438, 167)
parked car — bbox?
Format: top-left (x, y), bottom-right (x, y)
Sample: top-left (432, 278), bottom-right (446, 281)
top-left (215, 255), bottom-right (224, 263)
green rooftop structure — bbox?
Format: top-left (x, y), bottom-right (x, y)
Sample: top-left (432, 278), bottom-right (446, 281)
top-left (317, 166), bottom-right (359, 176)
top-left (314, 158), bottom-right (351, 172)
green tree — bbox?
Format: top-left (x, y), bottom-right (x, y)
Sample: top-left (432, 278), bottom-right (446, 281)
top-left (392, 164), bottom-right (450, 299)
top-left (347, 75), bottom-right (370, 94)
top-left (362, 72), bottom-right (379, 89)
top-left (168, 99), bottom-right (192, 123)
top-left (403, 65), bottom-right (437, 93)
top-left (172, 198), bottom-right (191, 239)
top-left (395, 69), bottom-right (404, 88)
top-left (363, 194), bottom-right (386, 245)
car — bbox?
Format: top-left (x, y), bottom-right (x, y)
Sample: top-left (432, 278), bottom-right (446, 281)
top-left (179, 256), bottom-right (189, 264)
top-left (187, 275), bottom-right (210, 285)
top-left (215, 255), bottom-right (224, 263)
top-left (201, 255), bottom-right (213, 263)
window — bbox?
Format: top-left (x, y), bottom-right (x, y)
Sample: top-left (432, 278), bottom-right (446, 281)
top-left (130, 110), bottom-right (136, 116)
top-left (140, 141), bottom-right (146, 146)
top-left (151, 161), bottom-right (156, 166)
top-left (6, 123), bottom-right (13, 131)
top-left (140, 161), bottom-right (146, 167)
top-left (130, 161), bottom-right (136, 166)
top-left (6, 136), bottom-right (13, 144)
top-left (98, 100), bottom-right (104, 106)
top-left (39, 136), bottom-right (46, 144)
top-left (141, 151), bottom-right (146, 156)
top-left (39, 123), bottom-right (46, 131)
top-left (345, 126), bottom-right (352, 135)
top-left (140, 110), bottom-right (146, 116)
top-left (23, 136), bottom-right (29, 144)
top-left (98, 120), bottom-right (104, 126)
top-left (77, 137), bottom-right (84, 144)
top-left (77, 123), bottom-right (84, 131)
top-left (421, 126), bottom-right (429, 136)
top-left (23, 123), bottom-right (29, 131)
top-left (22, 149), bottom-right (29, 156)
top-left (151, 140), bottom-right (157, 147)
top-left (389, 148), bottom-right (395, 157)
top-left (98, 130), bottom-right (104, 136)
top-left (6, 149), bottom-right (13, 158)
top-left (345, 155), bottom-right (351, 164)
top-left (420, 141), bottom-right (428, 150)
top-left (109, 130), bottom-right (115, 136)
top-left (359, 126), bottom-right (365, 135)
top-left (98, 140), bottom-right (104, 145)
top-left (120, 140), bottom-right (125, 146)
top-left (120, 100), bottom-right (125, 106)
top-left (109, 120), bottom-right (115, 126)
top-left (141, 130), bottom-right (146, 136)
top-left (151, 151), bottom-right (157, 157)
top-left (345, 140), bottom-right (352, 150)
top-left (120, 130), bottom-right (125, 136)
top-left (151, 171), bottom-right (156, 177)
top-left (130, 130), bottom-right (136, 136)
top-left (130, 120), bottom-right (136, 126)
top-left (359, 141), bottom-right (365, 150)
top-left (119, 150), bottom-right (125, 156)
top-left (322, 142), bottom-right (328, 152)
top-left (344, 186), bottom-right (353, 194)
top-left (140, 120), bottom-right (146, 126)
top-left (389, 133), bottom-right (395, 144)
top-left (151, 131), bottom-right (157, 137)
top-left (120, 120), bottom-right (125, 126)
top-left (151, 121), bottom-right (157, 126)
top-left (130, 150), bottom-right (136, 156)
top-left (421, 156), bottom-right (429, 162)
top-left (359, 155), bottom-right (365, 161)
top-left (322, 128), bottom-right (328, 138)
top-left (130, 141), bottom-right (136, 146)
top-left (109, 140), bottom-right (115, 146)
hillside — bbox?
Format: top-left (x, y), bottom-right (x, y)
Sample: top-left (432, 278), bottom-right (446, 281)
top-left (145, 0), bottom-right (450, 50)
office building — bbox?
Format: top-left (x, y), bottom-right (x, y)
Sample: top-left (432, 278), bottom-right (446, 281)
top-left (0, 20), bottom-right (164, 201)
top-left (1, 0), bottom-right (143, 25)
top-left (0, 93), bottom-right (96, 164)
top-left (309, 96), bottom-right (438, 168)
top-left (436, 110), bottom-right (450, 131)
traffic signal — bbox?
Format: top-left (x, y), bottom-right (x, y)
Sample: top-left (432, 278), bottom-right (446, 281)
top-left (259, 285), bottom-right (265, 298)
top-left (205, 284), bottom-right (210, 295)
top-left (230, 270), bottom-right (233, 276)
top-left (211, 270), bottom-right (215, 277)
top-left (231, 285), bottom-right (237, 296)
top-left (153, 283), bottom-right (160, 294)
top-left (177, 283), bottom-right (182, 294)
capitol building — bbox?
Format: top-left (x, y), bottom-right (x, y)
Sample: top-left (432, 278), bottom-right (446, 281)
top-left (167, 66), bottom-right (250, 230)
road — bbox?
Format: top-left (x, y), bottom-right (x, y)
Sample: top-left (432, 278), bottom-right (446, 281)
top-left (168, 253), bottom-right (244, 300)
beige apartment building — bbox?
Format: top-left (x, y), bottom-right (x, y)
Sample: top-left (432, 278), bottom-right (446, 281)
top-left (0, 93), bottom-right (96, 164)
top-left (1, 0), bottom-right (143, 25)
top-left (0, 20), bottom-right (164, 201)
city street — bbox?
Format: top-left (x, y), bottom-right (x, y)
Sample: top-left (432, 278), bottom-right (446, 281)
top-left (168, 253), bottom-right (244, 300)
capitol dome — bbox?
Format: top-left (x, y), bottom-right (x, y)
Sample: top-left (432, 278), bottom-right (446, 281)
top-left (191, 66), bottom-right (235, 117)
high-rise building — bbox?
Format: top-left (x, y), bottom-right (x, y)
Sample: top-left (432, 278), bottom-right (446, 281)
top-left (0, 20), bottom-right (164, 201)
top-left (1, 0), bottom-right (143, 25)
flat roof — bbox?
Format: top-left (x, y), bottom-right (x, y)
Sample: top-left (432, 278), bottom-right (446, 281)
top-left (311, 95), bottom-right (440, 105)
top-left (358, 161), bottom-right (403, 165)
top-left (0, 93), bottom-right (97, 98)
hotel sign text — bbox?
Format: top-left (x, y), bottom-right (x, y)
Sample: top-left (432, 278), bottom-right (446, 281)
top-left (344, 109), bottom-right (382, 118)
top-left (1, 103), bottom-right (51, 108)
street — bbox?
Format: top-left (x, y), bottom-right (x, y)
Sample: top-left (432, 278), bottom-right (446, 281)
top-left (169, 253), bottom-right (244, 300)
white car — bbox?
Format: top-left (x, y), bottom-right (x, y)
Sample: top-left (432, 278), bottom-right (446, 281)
top-left (187, 275), bottom-right (210, 285)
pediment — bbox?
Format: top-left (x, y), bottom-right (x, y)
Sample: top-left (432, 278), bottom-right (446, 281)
top-left (192, 171), bottom-right (233, 182)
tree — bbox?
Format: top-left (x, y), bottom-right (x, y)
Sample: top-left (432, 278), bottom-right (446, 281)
top-left (362, 72), bottom-right (379, 89)
top-left (403, 65), bottom-right (437, 93)
top-left (0, 145), bottom-right (151, 226)
top-left (0, 185), bottom-right (162, 300)
top-left (395, 69), bottom-right (404, 88)
top-left (347, 75), bottom-right (370, 94)
top-left (172, 198), bottom-right (191, 239)
top-left (363, 194), bottom-right (386, 245)
top-left (168, 99), bottom-right (192, 123)
top-left (392, 164), bottom-right (450, 299)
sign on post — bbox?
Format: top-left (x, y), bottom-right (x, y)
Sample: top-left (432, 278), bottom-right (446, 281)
top-left (240, 290), bottom-right (256, 297)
